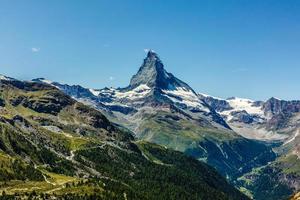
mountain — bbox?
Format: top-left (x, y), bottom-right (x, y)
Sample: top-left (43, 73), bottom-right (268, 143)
top-left (32, 51), bottom-right (276, 186)
top-left (200, 94), bottom-right (300, 142)
top-left (0, 75), bottom-right (248, 199)
top-left (200, 94), bottom-right (300, 199)
top-left (5, 51), bottom-right (299, 200)
top-left (35, 51), bottom-right (229, 129)
top-left (128, 50), bottom-right (197, 91)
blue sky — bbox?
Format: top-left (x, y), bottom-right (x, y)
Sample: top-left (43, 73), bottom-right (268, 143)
top-left (0, 0), bottom-right (300, 100)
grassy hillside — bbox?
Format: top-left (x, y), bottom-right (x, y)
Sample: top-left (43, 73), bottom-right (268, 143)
top-left (136, 111), bottom-right (276, 180)
top-left (237, 153), bottom-right (300, 200)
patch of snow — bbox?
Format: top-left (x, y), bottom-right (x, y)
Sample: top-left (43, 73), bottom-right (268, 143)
top-left (163, 70), bottom-right (170, 78)
top-left (40, 79), bottom-right (53, 85)
top-left (103, 102), bottom-right (130, 107)
top-left (0, 75), bottom-right (14, 81)
top-left (114, 84), bottom-right (151, 99)
top-left (34, 78), bottom-right (60, 89)
top-left (216, 143), bottom-right (228, 159)
top-left (221, 97), bottom-right (264, 118)
top-left (162, 87), bottom-right (210, 112)
top-left (198, 93), bottom-right (224, 100)
top-left (198, 144), bottom-right (208, 154)
top-left (89, 89), bottom-right (101, 96)
top-left (98, 87), bottom-right (116, 96)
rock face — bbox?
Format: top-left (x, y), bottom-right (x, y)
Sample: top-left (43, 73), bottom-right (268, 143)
top-left (199, 94), bottom-right (233, 112)
top-left (73, 103), bottom-right (115, 131)
top-left (263, 98), bottom-right (300, 130)
top-left (229, 110), bottom-right (255, 124)
top-left (129, 50), bottom-right (194, 91)
top-left (263, 97), bottom-right (300, 116)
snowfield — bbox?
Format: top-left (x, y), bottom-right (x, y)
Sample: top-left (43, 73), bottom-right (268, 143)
top-left (162, 87), bottom-right (210, 112)
top-left (0, 75), bottom-right (14, 81)
top-left (114, 84), bottom-right (151, 99)
top-left (89, 89), bottom-right (101, 96)
top-left (221, 97), bottom-right (265, 120)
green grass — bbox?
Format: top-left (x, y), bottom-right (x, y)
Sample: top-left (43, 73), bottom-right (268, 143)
top-left (0, 165), bottom-right (80, 195)
top-left (0, 180), bottom-right (54, 195)
top-left (135, 141), bottom-right (170, 165)
top-left (137, 111), bottom-right (239, 152)
top-left (40, 169), bottom-right (79, 185)
top-left (277, 154), bottom-right (300, 175)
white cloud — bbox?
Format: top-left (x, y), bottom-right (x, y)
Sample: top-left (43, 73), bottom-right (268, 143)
top-left (109, 76), bottom-right (115, 81)
top-left (31, 47), bottom-right (40, 53)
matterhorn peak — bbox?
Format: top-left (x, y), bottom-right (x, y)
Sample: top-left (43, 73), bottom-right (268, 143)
top-left (128, 51), bottom-right (196, 95)
top-left (129, 50), bottom-right (166, 89)
top-left (146, 49), bottom-right (158, 58)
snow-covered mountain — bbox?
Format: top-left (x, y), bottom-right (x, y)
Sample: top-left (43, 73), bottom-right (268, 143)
top-left (199, 94), bottom-right (300, 142)
top-left (0, 74), bottom-right (16, 81)
top-left (32, 51), bottom-right (278, 181)
top-left (11, 51), bottom-right (300, 199)
top-left (35, 50), bottom-right (230, 131)
top-left (104, 50), bottom-right (214, 113)
top-left (199, 94), bottom-right (266, 122)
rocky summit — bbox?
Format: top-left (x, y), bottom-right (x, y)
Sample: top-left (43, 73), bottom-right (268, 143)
top-left (129, 50), bottom-right (195, 91)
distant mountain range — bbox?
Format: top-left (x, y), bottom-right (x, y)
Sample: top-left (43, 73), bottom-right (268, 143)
top-left (2, 50), bottom-right (298, 199)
